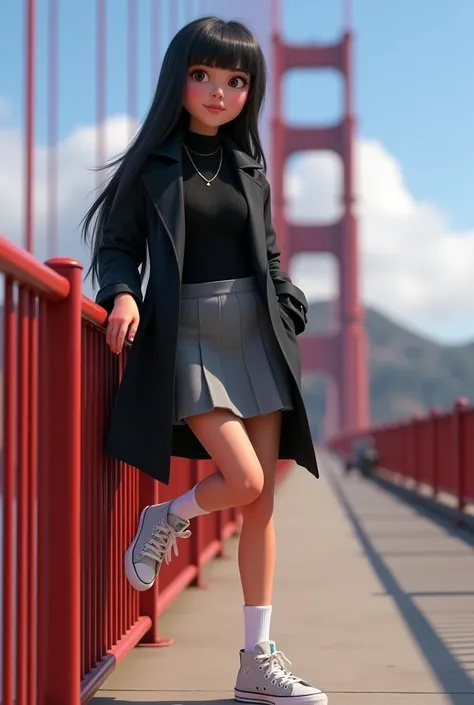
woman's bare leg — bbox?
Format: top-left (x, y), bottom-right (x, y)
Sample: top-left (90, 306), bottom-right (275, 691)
top-left (186, 408), bottom-right (264, 512)
top-left (187, 408), bottom-right (280, 652)
top-left (239, 411), bottom-right (281, 607)
top-left (185, 408), bottom-right (280, 604)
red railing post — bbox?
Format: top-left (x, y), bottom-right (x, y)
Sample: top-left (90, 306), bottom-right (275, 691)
top-left (412, 414), bottom-right (422, 492)
top-left (392, 427), bottom-right (398, 474)
top-left (17, 288), bottom-right (32, 705)
top-left (40, 258), bottom-right (83, 705)
top-left (453, 397), bottom-right (468, 520)
top-left (191, 460), bottom-right (211, 588)
top-left (217, 508), bottom-right (227, 557)
top-left (401, 422), bottom-right (408, 481)
top-left (430, 407), bottom-right (441, 499)
top-left (2, 278), bottom-right (17, 705)
top-left (28, 293), bottom-right (39, 705)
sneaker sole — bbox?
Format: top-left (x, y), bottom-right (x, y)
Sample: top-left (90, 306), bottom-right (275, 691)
top-left (124, 505), bottom-right (157, 592)
top-left (234, 689), bottom-right (328, 705)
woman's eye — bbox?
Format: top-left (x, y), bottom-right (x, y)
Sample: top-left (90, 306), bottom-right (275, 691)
top-left (192, 70), bottom-right (208, 82)
top-left (229, 76), bottom-right (247, 88)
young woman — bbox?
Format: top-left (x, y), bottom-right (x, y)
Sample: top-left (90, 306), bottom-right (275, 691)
top-left (83, 16), bottom-right (325, 705)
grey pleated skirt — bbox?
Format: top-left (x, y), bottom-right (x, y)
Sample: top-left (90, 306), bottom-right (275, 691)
top-left (173, 276), bottom-right (293, 425)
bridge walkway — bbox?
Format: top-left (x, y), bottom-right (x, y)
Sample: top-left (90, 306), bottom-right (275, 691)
top-left (93, 451), bottom-right (474, 704)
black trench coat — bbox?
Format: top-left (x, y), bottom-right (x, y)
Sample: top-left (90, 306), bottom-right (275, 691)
top-left (95, 130), bottom-right (319, 485)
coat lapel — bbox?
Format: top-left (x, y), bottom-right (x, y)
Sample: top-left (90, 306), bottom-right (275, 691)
top-left (141, 131), bottom-right (186, 275)
top-left (225, 138), bottom-right (268, 283)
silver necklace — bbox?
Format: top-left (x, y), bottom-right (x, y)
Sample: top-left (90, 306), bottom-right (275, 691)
top-left (183, 144), bottom-right (223, 186)
top-left (185, 144), bottom-right (221, 157)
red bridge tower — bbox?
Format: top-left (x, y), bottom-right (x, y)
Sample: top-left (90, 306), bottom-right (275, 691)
top-left (271, 7), bottom-right (369, 436)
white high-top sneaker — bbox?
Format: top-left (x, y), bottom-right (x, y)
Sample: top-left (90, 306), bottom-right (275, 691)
top-left (235, 641), bottom-right (328, 704)
top-left (124, 501), bottom-right (191, 591)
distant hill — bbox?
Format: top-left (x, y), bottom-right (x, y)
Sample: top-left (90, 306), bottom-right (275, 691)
top-left (302, 301), bottom-right (474, 429)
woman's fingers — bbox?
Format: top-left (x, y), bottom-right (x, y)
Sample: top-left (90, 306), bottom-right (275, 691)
top-left (127, 317), bottom-right (139, 343)
top-left (106, 294), bottom-right (140, 354)
top-left (106, 316), bottom-right (132, 354)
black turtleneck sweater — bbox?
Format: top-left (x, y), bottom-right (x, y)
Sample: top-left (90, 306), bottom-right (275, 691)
top-left (181, 130), bottom-right (254, 284)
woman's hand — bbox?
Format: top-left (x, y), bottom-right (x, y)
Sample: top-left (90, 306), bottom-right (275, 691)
top-left (106, 293), bottom-right (140, 354)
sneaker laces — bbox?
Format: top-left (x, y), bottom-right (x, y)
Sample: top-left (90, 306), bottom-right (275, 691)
top-left (141, 521), bottom-right (191, 565)
top-left (256, 651), bottom-right (301, 687)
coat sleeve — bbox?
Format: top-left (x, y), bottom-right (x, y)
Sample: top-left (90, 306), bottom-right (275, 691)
top-left (263, 178), bottom-right (308, 335)
top-left (95, 176), bottom-right (147, 313)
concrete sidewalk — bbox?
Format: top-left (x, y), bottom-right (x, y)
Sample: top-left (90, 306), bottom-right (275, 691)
top-left (93, 451), bottom-right (474, 704)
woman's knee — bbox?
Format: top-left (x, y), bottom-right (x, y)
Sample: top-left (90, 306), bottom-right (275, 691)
top-left (186, 409), bottom-right (264, 505)
top-left (241, 482), bottom-right (274, 518)
top-left (229, 465), bottom-right (264, 505)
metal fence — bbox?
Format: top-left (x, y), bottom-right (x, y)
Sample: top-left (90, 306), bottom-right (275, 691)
top-left (331, 399), bottom-right (474, 517)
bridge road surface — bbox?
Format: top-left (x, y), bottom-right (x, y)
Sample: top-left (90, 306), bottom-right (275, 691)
top-left (94, 451), bottom-right (474, 704)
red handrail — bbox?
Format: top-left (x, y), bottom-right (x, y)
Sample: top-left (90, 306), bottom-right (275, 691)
top-left (81, 294), bottom-right (108, 327)
top-left (330, 398), bottom-right (474, 517)
top-left (0, 233), bottom-right (69, 298)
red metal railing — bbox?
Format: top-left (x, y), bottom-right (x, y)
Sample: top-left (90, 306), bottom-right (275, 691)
top-left (1, 233), bottom-right (290, 704)
top-left (2, 236), bottom-right (70, 705)
top-left (331, 399), bottom-right (474, 517)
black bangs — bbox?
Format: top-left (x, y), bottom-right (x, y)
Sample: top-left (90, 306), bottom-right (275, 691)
top-left (188, 19), bottom-right (261, 76)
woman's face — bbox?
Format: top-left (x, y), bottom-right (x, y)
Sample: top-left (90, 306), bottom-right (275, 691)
top-left (183, 64), bottom-right (251, 135)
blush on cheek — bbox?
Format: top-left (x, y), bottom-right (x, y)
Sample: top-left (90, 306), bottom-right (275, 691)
top-left (232, 91), bottom-right (249, 113)
top-left (184, 81), bottom-right (205, 110)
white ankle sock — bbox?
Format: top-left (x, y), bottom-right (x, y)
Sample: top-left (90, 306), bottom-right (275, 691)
top-left (168, 485), bottom-right (209, 522)
top-left (243, 605), bottom-right (272, 652)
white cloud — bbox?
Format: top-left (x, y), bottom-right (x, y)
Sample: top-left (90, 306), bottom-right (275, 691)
top-left (0, 115), bottom-right (137, 300)
top-left (286, 141), bottom-right (474, 343)
top-left (0, 116), bottom-right (471, 343)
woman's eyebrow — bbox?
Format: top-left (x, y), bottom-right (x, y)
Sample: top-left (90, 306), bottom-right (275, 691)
top-left (190, 64), bottom-right (249, 76)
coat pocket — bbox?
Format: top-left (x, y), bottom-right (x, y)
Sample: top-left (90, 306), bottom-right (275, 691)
top-left (279, 295), bottom-right (309, 335)
top-left (277, 300), bottom-right (297, 335)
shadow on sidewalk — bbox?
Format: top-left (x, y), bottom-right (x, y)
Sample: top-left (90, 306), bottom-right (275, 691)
top-left (327, 458), bottom-right (474, 705)
top-left (369, 473), bottom-right (474, 547)
top-left (94, 699), bottom-right (234, 704)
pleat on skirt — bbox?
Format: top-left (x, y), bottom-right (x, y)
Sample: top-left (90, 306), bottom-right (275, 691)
top-left (173, 276), bottom-right (293, 425)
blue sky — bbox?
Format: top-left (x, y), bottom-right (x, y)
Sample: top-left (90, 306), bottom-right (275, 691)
top-left (282, 0), bottom-right (473, 231)
top-left (1, 0), bottom-right (472, 230)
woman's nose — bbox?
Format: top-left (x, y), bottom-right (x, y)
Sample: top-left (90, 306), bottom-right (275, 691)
top-left (211, 85), bottom-right (224, 99)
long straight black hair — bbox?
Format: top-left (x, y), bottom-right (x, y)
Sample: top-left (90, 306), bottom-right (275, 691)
top-left (82, 16), bottom-right (268, 285)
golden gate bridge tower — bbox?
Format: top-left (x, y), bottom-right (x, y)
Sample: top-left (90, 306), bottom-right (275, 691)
top-left (271, 0), bottom-right (369, 437)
